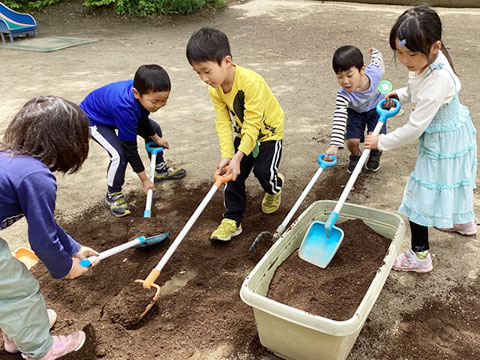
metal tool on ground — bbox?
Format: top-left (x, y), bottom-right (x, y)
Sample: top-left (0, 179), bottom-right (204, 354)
top-left (249, 154), bottom-right (337, 253)
top-left (144, 142), bottom-right (164, 218)
top-left (13, 247), bottom-right (39, 269)
top-left (80, 233), bottom-right (169, 267)
top-left (298, 99), bottom-right (401, 268)
top-left (135, 172), bottom-right (232, 320)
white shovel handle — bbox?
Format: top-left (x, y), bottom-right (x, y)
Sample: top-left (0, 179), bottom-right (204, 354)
top-left (275, 154), bottom-right (337, 237)
top-left (331, 99), bottom-right (400, 216)
top-left (80, 236), bottom-right (146, 267)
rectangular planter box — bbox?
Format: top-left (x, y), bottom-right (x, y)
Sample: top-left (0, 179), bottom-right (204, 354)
top-left (240, 200), bottom-right (405, 360)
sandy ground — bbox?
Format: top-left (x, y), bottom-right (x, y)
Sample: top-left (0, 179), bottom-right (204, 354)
top-left (1, 0), bottom-right (480, 359)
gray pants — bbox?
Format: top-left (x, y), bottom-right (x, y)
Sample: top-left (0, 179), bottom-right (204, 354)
top-left (0, 238), bottom-right (52, 358)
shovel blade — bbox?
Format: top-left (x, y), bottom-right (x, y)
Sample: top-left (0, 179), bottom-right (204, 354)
top-left (134, 232), bottom-right (169, 248)
top-left (13, 247), bottom-right (39, 270)
top-left (298, 221), bottom-right (344, 268)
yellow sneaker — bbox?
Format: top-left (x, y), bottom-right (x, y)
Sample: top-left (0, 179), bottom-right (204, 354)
top-left (262, 173), bottom-right (284, 214)
top-left (210, 219), bottom-right (242, 242)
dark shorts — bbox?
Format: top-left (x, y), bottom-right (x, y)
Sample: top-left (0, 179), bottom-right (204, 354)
top-left (346, 107), bottom-right (387, 143)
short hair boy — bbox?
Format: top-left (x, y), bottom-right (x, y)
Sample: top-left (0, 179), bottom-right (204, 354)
top-left (324, 45), bottom-right (386, 173)
top-left (186, 27), bottom-right (284, 242)
top-left (80, 64), bottom-right (186, 218)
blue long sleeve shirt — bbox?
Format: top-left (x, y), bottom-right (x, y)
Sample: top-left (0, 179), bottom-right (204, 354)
top-left (0, 153), bottom-right (81, 279)
top-left (79, 80), bottom-right (154, 173)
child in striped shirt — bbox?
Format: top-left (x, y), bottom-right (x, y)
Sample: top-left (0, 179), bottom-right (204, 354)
top-left (324, 46), bottom-right (386, 173)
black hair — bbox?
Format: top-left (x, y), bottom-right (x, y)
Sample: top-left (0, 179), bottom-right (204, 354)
top-left (0, 96), bottom-right (89, 174)
top-left (332, 45), bottom-right (364, 74)
top-left (186, 27), bottom-right (232, 65)
top-left (389, 4), bottom-right (455, 72)
top-left (133, 64), bottom-right (171, 95)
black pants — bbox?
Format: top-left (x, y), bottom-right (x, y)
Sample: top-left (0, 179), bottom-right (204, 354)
top-left (410, 220), bottom-right (429, 252)
top-left (90, 119), bottom-right (164, 193)
top-left (224, 138), bottom-right (283, 224)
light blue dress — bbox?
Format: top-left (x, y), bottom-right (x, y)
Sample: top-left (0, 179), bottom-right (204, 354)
top-left (398, 65), bottom-right (477, 228)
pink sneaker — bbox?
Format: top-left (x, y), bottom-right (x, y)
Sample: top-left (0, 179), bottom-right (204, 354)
top-left (21, 331), bottom-right (86, 360)
top-left (436, 221), bottom-right (477, 236)
top-left (3, 309), bottom-right (57, 353)
top-left (392, 249), bottom-right (433, 273)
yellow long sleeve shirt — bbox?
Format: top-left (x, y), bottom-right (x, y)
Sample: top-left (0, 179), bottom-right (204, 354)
top-left (208, 65), bottom-right (284, 159)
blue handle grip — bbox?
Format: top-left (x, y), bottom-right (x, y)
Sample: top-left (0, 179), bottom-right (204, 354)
top-left (376, 98), bottom-right (401, 123)
top-left (80, 258), bottom-right (92, 267)
top-left (145, 142), bottom-right (164, 155)
top-left (144, 210), bottom-right (151, 218)
top-left (325, 211), bottom-right (339, 238)
top-left (317, 154), bottom-right (337, 169)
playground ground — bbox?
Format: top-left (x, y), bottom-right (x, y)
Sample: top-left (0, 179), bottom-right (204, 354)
top-left (1, 0), bottom-right (480, 359)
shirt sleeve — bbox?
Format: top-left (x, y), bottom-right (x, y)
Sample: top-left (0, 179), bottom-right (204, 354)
top-left (237, 80), bottom-right (264, 156)
top-left (120, 139), bottom-right (145, 173)
top-left (395, 86), bottom-right (411, 104)
top-left (210, 88), bottom-right (236, 159)
top-left (18, 172), bottom-right (81, 279)
top-left (330, 93), bottom-right (350, 148)
top-left (369, 48), bottom-right (385, 75)
top-left (378, 75), bottom-right (454, 152)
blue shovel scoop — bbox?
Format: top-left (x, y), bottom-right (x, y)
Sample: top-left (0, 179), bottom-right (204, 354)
top-left (144, 142), bottom-right (164, 218)
top-left (80, 233), bottom-right (169, 267)
top-left (298, 99), bottom-right (401, 268)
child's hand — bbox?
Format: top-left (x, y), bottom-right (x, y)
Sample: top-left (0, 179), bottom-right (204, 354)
top-left (384, 92), bottom-right (399, 109)
top-left (228, 158), bottom-right (242, 181)
top-left (142, 179), bottom-right (155, 194)
top-left (74, 246), bottom-right (99, 260)
top-left (151, 134), bottom-right (169, 149)
top-left (155, 138), bottom-right (169, 149)
top-left (216, 158), bottom-right (231, 175)
top-left (365, 134), bottom-right (379, 150)
top-left (324, 146), bottom-right (339, 161)
top-left (65, 258), bottom-right (88, 279)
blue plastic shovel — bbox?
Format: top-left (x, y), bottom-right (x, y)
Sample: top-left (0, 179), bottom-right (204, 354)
top-left (80, 233), bottom-right (169, 267)
top-left (298, 99), bottom-right (401, 268)
top-left (144, 142), bottom-right (164, 218)
top-left (249, 154), bottom-right (337, 252)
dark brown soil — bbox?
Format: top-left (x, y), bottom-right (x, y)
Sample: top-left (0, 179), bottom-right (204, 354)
top-left (380, 279), bottom-right (480, 360)
top-left (268, 219), bottom-right (391, 320)
top-left (0, 167), bottom-right (368, 360)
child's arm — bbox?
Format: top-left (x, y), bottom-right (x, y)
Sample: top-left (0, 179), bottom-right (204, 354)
top-left (325, 93), bottom-right (350, 158)
top-left (209, 89), bottom-right (236, 159)
top-left (18, 172), bottom-right (95, 279)
top-left (369, 48), bottom-right (385, 75)
top-left (376, 76), bottom-right (452, 151)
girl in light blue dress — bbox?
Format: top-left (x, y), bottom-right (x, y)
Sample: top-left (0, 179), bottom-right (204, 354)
top-left (365, 5), bottom-right (477, 273)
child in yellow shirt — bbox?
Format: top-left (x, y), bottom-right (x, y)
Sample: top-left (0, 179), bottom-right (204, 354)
top-left (186, 27), bottom-right (285, 241)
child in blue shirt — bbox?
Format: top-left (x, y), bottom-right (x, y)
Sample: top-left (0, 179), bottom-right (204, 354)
top-left (324, 46), bottom-right (386, 173)
top-left (0, 96), bottom-right (99, 359)
top-left (80, 64), bottom-right (186, 218)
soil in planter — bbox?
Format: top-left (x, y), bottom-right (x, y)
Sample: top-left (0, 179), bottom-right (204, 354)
top-left (268, 218), bottom-right (391, 320)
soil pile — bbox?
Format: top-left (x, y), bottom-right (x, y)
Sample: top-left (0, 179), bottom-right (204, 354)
top-left (268, 219), bottom-right (390, 320)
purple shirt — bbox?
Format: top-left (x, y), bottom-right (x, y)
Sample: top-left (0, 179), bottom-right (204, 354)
top-left (0, 153), bottom-right (81, 279)
top-left (338, 64), bottom-right (384, 113)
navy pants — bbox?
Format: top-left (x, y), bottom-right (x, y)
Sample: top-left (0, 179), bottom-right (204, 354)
top-left (224, 138), bottom-right (283, 224)
top-left (90, 119), bottom-right (163, 193)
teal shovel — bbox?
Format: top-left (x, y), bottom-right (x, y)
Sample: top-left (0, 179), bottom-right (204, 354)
top-left (298, 99), bottom-right (401, 268)
top-left (144, 142), bottom-right (164, 218)
top-left (80, 233), bottom-right (169, 267)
